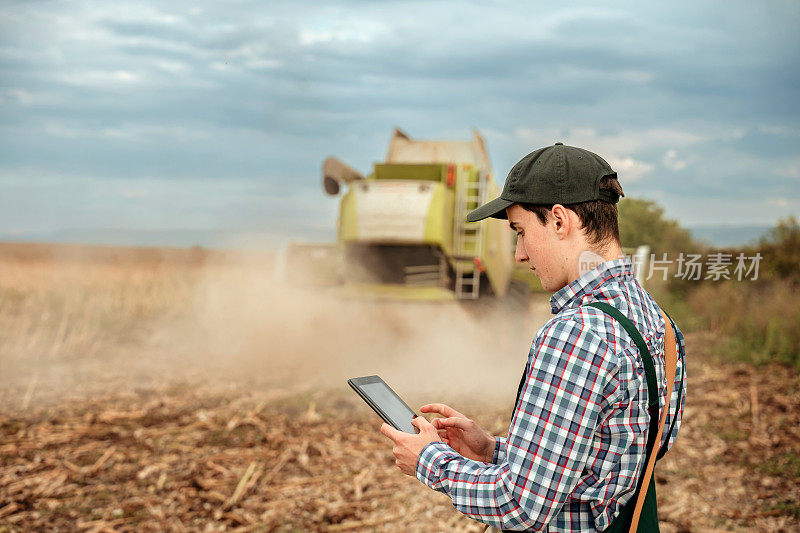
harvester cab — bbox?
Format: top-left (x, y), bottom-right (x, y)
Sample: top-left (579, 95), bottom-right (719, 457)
top-left (283, 128), bottom-right (535, 301)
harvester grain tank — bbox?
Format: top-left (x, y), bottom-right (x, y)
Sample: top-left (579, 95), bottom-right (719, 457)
top-left (290, 128), bottom-right (529, 301)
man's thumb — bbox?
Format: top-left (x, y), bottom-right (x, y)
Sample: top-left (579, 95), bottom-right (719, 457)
top-left (412, 415), bottom-right (432, 432)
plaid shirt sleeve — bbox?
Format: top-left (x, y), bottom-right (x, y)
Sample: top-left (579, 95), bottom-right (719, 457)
top-left (415, 316), bottom-right (617, 531)
top-left (492, 436), bottom-right (508, 464)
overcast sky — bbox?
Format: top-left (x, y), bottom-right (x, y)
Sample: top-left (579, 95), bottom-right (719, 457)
top-left (1, 1), bottom-right (798, 247)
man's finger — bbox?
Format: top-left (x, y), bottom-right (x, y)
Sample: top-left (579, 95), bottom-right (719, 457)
top-left (411, 415), bottom-right (433, 431)
top-left (380, 422), bottom-right (402, 441)
top-left (410, 416), bottom-right (429, 435)
top-left (420, 403), bottom-right (463, 418)
top-left (437, 417), bottom-right (471, 430)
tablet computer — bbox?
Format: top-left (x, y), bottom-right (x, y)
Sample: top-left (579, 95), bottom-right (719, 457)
top-left (348, 375), bottom-right (418, 434)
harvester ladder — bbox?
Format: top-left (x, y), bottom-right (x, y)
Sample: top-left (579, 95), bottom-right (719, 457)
top-left (453, 166), bottom-right (487, 300)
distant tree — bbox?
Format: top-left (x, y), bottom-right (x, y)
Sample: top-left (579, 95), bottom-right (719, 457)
top-left (758, 215), bottom-right (800, 283)
top-left (617, 198), bottom-right (696, 254)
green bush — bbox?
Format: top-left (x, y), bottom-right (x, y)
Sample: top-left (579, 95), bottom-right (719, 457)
top-left (618, 198), bottom-right (697, 255)
top-left (687, 280), bottom-right (800, 369)
top-left (618, 201), bottom-right (799, 369)
top-left (758, 215), bottom-right (800, 283)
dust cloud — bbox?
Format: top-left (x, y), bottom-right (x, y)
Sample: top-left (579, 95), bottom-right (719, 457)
top-left (0, 243), bottom-right (553, 415)
top-left (147, 260), bottom-right (552, 410)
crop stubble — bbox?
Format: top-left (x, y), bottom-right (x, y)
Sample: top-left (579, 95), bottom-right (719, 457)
top-left (0, 242), bottom-right (798, 532)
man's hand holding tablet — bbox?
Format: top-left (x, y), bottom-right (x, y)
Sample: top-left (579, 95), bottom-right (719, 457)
top-left (379, 416), bottom-right (441, 476)
top-left (348, 375), bottom-right (442, 476)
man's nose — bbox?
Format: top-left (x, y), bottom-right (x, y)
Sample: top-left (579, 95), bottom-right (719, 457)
top-left (514, 238), bottom-right (528, 263)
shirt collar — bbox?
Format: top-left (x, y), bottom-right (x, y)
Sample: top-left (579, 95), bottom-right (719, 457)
top-left (549, 255), bottom-right (635, 314)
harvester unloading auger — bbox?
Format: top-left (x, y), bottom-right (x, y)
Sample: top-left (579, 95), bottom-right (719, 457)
top-left (282, 128), bottom-right (539, 301)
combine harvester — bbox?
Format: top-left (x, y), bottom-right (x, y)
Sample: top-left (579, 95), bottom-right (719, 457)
top-left (283, 128), bottom-right (539, 302)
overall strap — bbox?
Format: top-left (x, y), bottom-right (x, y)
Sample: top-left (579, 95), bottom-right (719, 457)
top-left (584, 302), bottom-right (659, 477)
top-left (585, 302), bottom-right (659, 410)
top-left (656, 310), bottom-right (683, 461)
top-left (586, 301), bottom-right (678, 533)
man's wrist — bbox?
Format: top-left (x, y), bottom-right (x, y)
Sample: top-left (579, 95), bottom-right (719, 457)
top-left (485, 436), bottom-right (496, 463)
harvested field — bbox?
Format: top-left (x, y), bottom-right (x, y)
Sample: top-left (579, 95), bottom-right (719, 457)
top-left (0, 242), bottom-right (798, 532)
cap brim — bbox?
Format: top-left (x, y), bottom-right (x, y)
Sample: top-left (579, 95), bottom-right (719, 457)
top-left (466, 197), bottom-right (514, 222)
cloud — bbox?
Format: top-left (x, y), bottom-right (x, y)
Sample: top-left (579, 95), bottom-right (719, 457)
top-left (775, 164), bottom-right (800, 180)
top-left (768, 198), bottom-right (789, 208)
top-left (57, 69), bottom-right (146, 87)
top-left (662, 149), bottom-right (688, 172)
top-left (298, 18), bottom-right (388, 46)
top-left (759, 124), bottom-right (795, 137)
top-left (608, 156), bottom-right (654, 182)
top-left (510, 126), bottom-right (706, 181)
top-left (1, 88), bottom-right (37, 105)
top-left (0, 0), bottom-right (798, 243)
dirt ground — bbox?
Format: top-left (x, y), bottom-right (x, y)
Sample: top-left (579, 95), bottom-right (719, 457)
top-left (0, 243), bottom-right (798, 532)
top-left (0, 330), bottom-right (797, 532)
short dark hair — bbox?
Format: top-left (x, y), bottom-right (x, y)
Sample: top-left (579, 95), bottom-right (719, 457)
top-left (520, 176), bottom-right (625, 246)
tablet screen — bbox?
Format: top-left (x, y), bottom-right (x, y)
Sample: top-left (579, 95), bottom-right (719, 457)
top-left (360, 381), bottom-right (416, 433)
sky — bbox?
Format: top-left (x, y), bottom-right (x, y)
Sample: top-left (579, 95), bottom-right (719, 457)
top-left (0, 0), bottom-right (798, 248)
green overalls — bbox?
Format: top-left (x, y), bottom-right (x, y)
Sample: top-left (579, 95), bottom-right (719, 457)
top-left (503, 302), bottom-right (683, 532)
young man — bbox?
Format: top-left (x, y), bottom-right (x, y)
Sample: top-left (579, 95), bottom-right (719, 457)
top-left (381, 143), bottom-right (687, 531)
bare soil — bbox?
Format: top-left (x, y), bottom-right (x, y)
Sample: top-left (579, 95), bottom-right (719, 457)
top-left (1, 331), bottom-right (798, 532)
top-left (0, 242), bottom-right (797, 532)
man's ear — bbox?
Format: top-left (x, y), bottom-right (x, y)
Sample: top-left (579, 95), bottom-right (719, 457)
top-left (550, 204), bottom-right (570, 237)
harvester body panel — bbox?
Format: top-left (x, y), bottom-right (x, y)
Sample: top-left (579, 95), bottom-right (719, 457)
top-left (288, 128), bottom-right (540, 300)
top-left (340, 180), bottom-right (443, 245)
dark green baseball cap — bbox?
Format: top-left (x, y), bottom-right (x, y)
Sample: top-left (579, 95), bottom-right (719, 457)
top-left (466, 142), bottom-right (622, 222)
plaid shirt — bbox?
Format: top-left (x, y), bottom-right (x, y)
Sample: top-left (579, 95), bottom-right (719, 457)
top-left (415, 257), bottom-right (687, 531)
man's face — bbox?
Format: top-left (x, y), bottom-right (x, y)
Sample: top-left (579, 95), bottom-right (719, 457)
top-left (506, 204), bottom-right (567, 292)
